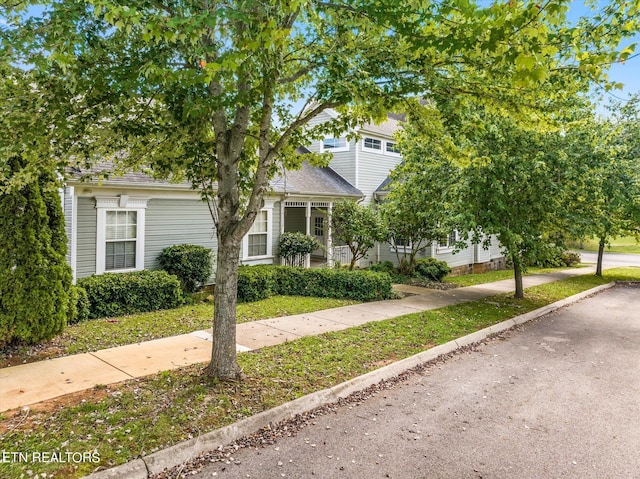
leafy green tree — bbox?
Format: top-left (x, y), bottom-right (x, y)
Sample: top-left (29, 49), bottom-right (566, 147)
top-left (564, 100), bottom-right (640, 276)
top-left (457, 111), bottom-right (570, 298)
top-left (380, 108), bottom-right (462, 275)
top-left (4, 0), bottom-right (638, 379)
top-left (331, 201), bottom-right (386, 270)
top-left (0, 159), bottom-right (73, 346)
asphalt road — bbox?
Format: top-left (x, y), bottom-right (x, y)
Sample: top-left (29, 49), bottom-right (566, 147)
top-left (185, 284), bottom-right (640, 479)
top-left (578, 250), bottom-right (640, 268)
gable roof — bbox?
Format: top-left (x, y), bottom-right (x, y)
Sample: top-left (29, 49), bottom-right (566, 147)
top-left (359, 114), bottom-right (402, 138)
top-left (271, 161), bottom-right (362, 198)
top-left (375, 175), bottom-right (393, 193)
top-left (67, 159), bottom-right (362, 198)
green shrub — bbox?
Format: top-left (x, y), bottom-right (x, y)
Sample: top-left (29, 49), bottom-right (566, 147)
top-left (237, 265), bottom-right (394, 302)
top-left (158, 244), bottom-right (212, 293)
top-left (531, 244), bottom-right (581, 268)
top-left (369, 261), bottom-right (395, 274)
top-left (77, 270), bottom-right (183, 319)
top-left (237, 265), bottom-right (278, 302)
top-left (270, 265), bottom-right (307, 296)
top-left (278, 232), bottom-right (320, 266)
top-left (0, 167), bottom-right (72, 346)
top-left (68, 286), bottom-right (90, 324)
top-left (561, 251), bottom-right (581, 267)
top-left (414, 258), bottom-right (451, 282)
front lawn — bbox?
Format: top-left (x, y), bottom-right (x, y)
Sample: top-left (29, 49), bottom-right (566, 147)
top-left (0, 296), bottom-right (357, 367)
top-left (444, 265), bottom-right (588, 287)
top-left (2, 267), bottom-right (638, 479)
top-left (567, 236), bottom-right (640, 254)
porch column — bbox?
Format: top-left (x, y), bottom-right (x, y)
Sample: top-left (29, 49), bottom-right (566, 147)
top-left (326, 202), bottom-right (333, 268)
top-left (280, 201), bottom-right (285, 234)
top-left (305, 202), bottom-right (311, 268)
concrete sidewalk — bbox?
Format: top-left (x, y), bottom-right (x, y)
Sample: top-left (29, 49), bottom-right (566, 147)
top-left (0, 266), bottom-right (596, 412)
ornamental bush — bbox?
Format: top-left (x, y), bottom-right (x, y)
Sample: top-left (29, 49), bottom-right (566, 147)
top-left (369, 261), bottom-right (395, 274)
top-left (414, 258), bottom-right (451, 282)
top-left (278, 232), bottom-right (320, 266)
top-left (77, 270), bottom-right (183, 319)
top-left (237, 265), bottom-right (394, 303)
top-left (0, 168), bottom-right (73, 346)
top-left (530, 244), bottom-right (581, 268)
top-left (158, 244), bottom-right (212, 293)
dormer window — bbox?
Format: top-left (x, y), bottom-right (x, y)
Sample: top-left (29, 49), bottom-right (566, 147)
top-left (322, 137), bottom-right (349, 152)
top-left (386, 141), bottom-right (400, 155)
top-left (363, 137), bottom-right (382, 151)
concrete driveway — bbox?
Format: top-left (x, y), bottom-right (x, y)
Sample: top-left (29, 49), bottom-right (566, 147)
top-left (186, 284), bottom-right (640, 479)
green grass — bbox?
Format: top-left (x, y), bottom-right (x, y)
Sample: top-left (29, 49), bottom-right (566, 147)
top-left (443, 265), bottom-right (587, 287)
top-left (2, 267), bottom-right (638, 479)
top-left (1, 296), bottom-right (357, 365)
top-left (567, 236), bottom-right (640, 254)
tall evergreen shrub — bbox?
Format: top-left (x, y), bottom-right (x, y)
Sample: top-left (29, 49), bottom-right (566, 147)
top-left (0, 162), bottom-right (72, 346)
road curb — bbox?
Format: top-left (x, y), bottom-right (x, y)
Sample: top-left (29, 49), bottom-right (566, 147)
top-left (84, 282), bottom-right (617, 479)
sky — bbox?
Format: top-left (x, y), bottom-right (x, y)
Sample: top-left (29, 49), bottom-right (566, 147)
top-left (3, 1), bottom-right (639, 106)
top-left (564, 1), bottom-right (640, 107)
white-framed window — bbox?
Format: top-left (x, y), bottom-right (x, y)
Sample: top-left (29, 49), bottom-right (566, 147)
top-left (248, 210), bottom-right (268, 257)
top-left (363, 137), bottom-right (382, 152)
top-left (385, 141), bottom-right (401, 155)
top-left (242, 200), bottom-right (275, 260)
top-left (105, 211), bottom-right (138, 270)
top-left (362, 137), bottom-right (401, 156)
top-left (95, 196), bottom-right (148, 275)
top-left (391, 237), bottom-right (412, 252)
top-left (322, 137), bottom-right (349, 152)
top-left (438, 230), bottom-right (458, 251)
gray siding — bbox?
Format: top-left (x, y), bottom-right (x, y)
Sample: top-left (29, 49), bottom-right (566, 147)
top-left (145, 198), bottom-right (217, 277)
top-left (433, 240), bottom-right (474, 268)
top-left (489, 235), bottom-right (504, 260)
top-left (63, 187), bottom-right (73, 264)
top-left (356, 137), bottom-right (402, 206)
top-left (76, 197), bottom-right (97, 278)
top-left (306, 111), bottom-right (357, 186)
top-left (327, 141), bottom-right (357, 186)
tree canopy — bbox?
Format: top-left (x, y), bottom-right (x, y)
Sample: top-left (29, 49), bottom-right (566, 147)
top-left (3, 0), bottom-right (639, 376)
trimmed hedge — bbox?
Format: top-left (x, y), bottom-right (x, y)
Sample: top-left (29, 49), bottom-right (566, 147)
top-left (237, 265), bottom-right (278, 302)
top-left (77, 270), bottom-right (183, 319)
top-left (237, 265), bottom-right (394, 303)
top-left (158, 244), bottom-right (212, 293)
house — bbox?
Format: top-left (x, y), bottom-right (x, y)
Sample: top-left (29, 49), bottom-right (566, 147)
top-left (62, 159), bottom-right (363, 282)
top-left (305, 109), bottom-right (506, 274)
top-left (62, 110), bottom-right (505, 282)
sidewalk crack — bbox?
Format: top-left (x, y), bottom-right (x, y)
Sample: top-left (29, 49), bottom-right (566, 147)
top-left (88, 353), bottom-right (136, 379)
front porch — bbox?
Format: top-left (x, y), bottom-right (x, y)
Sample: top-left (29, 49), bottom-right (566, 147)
top-left (280, 199), bottom-right (353, 268)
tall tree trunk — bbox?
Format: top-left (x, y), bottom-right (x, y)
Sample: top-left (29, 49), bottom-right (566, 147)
top-left (206, 239), bottom-right (242, 380)
top-left (512, 254), bottom-right (524, 299)
top-left (596, 236), bottom-right (605, 277)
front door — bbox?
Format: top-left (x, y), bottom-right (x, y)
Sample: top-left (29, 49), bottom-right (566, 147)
top-left (310, 210), bottom-right (326, 258)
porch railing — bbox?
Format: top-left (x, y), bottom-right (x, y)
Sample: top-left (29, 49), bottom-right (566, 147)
top-left (280, 253), bottom-right (310, 268)
top-left (331, 245), bottom-right (354, 267)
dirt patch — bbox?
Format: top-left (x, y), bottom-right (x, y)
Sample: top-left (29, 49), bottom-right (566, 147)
top-left (1, 340), bottom-right (66, 368)
top-left (0, 387), bottom-right (111, 434)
